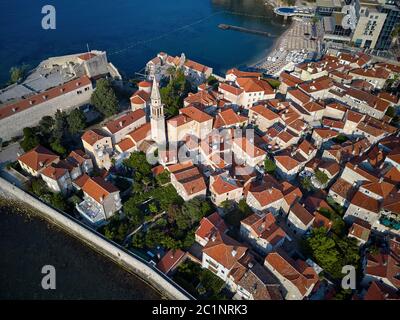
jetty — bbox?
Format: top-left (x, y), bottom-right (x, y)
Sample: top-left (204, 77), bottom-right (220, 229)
top-left (218, 24), bottom-right (276, 37)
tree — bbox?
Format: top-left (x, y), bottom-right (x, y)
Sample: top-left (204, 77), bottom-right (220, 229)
top-left (38, 116), bottom-right (55, 138)
top-left (67, 109), bottom-right (86, 134)
top-left (9, 64), bottom-right (28, 84)
top-left (207, 75), bottom-right (218, 87)
top-left (156, 170), bottom-right (170, 186)
top-left (264, 158), bottom-right (276, 174)
top-left (304, 227), bottom-right (360, 280)
top-left (300, 176), bottom-right (313, 192)
top-left (50, 193), bottom-right (68, 211)
top-left (124, 151), bottom-right (152, 177)
top-left (20, 127), bottom-right (40, 152)
top-left (53, 110), bottom-right (69, 143)
top-left (91, 78), bottom-right (118, 117)
top-left (50, 140), bottom-right (67, 156)
top-left (30, 178), bottom-right (49, 197)
top-left (123, 198), bottom-right (144, 227)
top-left (315, 170), bottom-right (329, 185)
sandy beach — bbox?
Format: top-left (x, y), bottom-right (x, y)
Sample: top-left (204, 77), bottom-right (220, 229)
top-left (251, 16), bottom-right (323, 76)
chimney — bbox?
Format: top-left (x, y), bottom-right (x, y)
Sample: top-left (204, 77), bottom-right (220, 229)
top-left (39, 161), bottom-right (44, 167)
top-left (119, 121), bottom-right (123, 128)
top-left (29, 100), bottom-right (34, 105)
top-left (248, 262), bottom-right (254, 269)
top-left (231, 249), bottom-right (237, 257)
top-left (211, 234), bottom-right (216, 242)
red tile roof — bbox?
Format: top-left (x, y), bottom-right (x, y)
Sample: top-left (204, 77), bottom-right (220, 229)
top-left (18, 145), bottom-right (59, 171)
top-left (104, 109), bottom-right (146, 134)
top-left (0, 76), bottom-right (91, 120)
top-left (156, 249), bottom-right (186, 274)
top-left (196, 212), bottom-right (228, 243)
top-left (81, 129), bottom-right (108, 146)
top-left (82, 176), bottom-right (119, 203)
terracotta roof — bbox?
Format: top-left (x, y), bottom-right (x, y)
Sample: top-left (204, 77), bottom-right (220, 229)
top-left (184, 59), bottom-right (212, 74)
top-left (290, 202), bottom-right (315, 226)
top-left (127, 122), bottom-right (151, 143)
top-left (104, 109), bottom-right (146, 134)
top-left (349, 67), bottom-right (390, 80)
top-left (313, 212), bottom-right (332, 230)
top-left (214, 108), bottom-right (248, 128)
top-left (330, 178), bottom-right (356, 202)
top-left (241, 212), bottom-right (287, 245)
top-left (66, 150), bottom-right (90, 166)
top-left (364, 281), bottom-right (400, 300)
top-left (180, 105), bottom-right (213, 123)
top-left (279, 71), bottom-right (302, 87)
top-left (73, 173), bottom-right (90, 189)
top-left (167, 114), bottom-right (193, 127)
top-left (348, 218), bottom-right (371, 242)
top-left (349, 191), bottom-right (380, 213)
top-left (287, 88), bottom-right (312, 105)
top-left (203, 232), bottom-right (247, 270)
top-left (365, 239), bottom-right (400, 289)
top-left (226, 68), bottom-right (261, 79)
top-left (346, 88), bottom-right (390, 112)
top-left (264, 250), bottom-right (318, 296)
top-left (82, 176), bottom-right (119, 203)
top-left (313, 128), bottom-right (339, 140)
top-left (211, 175), bottom-right (242, 195)
top-left (81, 129), bottom-right (108, 146)
top-left (250, 104), bottom-right (279, 121)
top-left (233, 137), bottom-right (265, 158)
top-left (18, 145), bottom-right (59, 171)
top-left (360, 180), bottom-right (395, 198)
top-left (298, 76), bottom-right (333, 93)
top-left (219, 82), bottom-right (244, 96)
top-left (130, 90), bottom-right (150, 104)
top-left (156, 249), bottom-right (186, 274)
top-left (77, 52), bottom-right (97, 61)
top-left (196, 212), bottom-right (228, 243)
top-left (0, 76), bottom-right (91, 120)
top-left (167, 162), bottom-right (206, 196)
top-left (246, 178), bottom-right (284, 208)
top-left (116, 138), bottom-right (135, 153)
top-left (382, 191), bottom-right (400, 215)
top-left (346, 110), bottom-right (364, 123)
top-left (236, 77), bottom-right (274, 95)
top-left (41, 164), bottom-right (68, 180)
top-left (274, 155), bottom-right (300, 171)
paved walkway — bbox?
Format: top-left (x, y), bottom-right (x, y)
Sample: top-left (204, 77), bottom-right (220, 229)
top-left (0, 142), bottom-right (23, 168)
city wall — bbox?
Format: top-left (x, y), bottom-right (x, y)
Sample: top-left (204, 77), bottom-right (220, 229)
top-left (0, 176), bottom-right (193, 300)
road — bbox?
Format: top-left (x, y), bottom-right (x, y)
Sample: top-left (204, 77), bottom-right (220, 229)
top-left (0, 142), bottom-right (23, 167)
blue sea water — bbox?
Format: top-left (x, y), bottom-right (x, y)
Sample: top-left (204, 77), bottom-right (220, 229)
top-left (0, 0), bottom-right (285, 83)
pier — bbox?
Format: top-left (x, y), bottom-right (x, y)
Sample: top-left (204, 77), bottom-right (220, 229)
top-left (218, 24), bottom-right (276, 37)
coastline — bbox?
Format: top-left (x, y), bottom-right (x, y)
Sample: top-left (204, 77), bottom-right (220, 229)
top-left (0, 196), bottom-right (166, 299)
top-left (249, 17), bottom-right (295, 70)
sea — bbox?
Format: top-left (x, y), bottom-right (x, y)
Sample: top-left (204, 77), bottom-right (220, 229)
top-left (0, 0), bottom-right (286, 299)
top-left (0, 0), bottom-right (286, 84)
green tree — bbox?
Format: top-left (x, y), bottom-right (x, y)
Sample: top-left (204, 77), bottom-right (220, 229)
top-left (315, 170), bottom-right (329, 185)
top-left (207, 75), bottom-right (218, 87)
top-left (50, 139), bottom-right (67, 156)
top-left (50, 193), bottom-right (68, 211)
top-left (91, 78), bottom-right (118, 117)
top-left (156, 170), bottom-right (170, 186)
top-left (300, 176), bottom-right (313, 192)
top-left (20, 127), bottom-right (40, 152)
top-left (67, 109), bottom-right (86, 134)
top-left (38, 116), bottom-right (55, 138)
top-left (123, 198), bottom-right (144, 227)
top-left (131, 233), bottom-right (145, 248)
top-left (264, 158), bottom-right (276, 174)
top-left (9, 64), bottom-right (28, 84)
top-left (124, 151), bottom-right (152, 177)
top-left (30, 178), bottom-right (49, 196)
